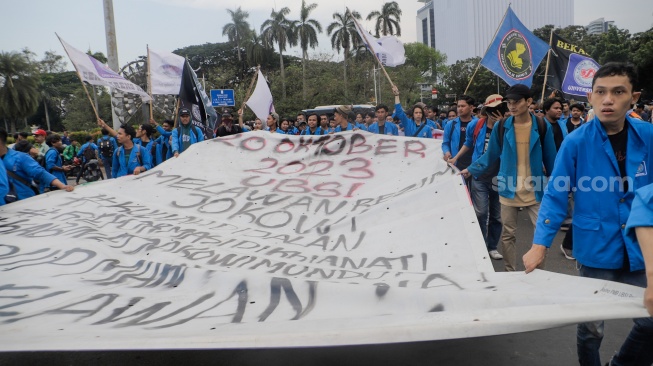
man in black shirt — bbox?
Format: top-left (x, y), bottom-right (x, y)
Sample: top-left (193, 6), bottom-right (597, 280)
top-left (542, 97), bottom-right (566, 151)
top-left (566, 103), bottom-right (585, 133)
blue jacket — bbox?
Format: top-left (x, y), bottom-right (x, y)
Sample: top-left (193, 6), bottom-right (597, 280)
top-left (467, 114), bottom-right (557, 202)
top-left (463, 118), bottom-right (490, 162)
top-left (394, 103), bottom-right (434, 138)
top-left (443, 116), bottom-right (479, 157)
top-left (112, 144), bottom-right (153, 178)
top-left (171, 124), bottom-right (204, 155)
top-left (77, 142), bottom-right (99, 163)
top-left (135, 139), bottom-right (158, 167)
top-left (96, 135), bottom-right (118, 160)
top-left (0, 162), bottom-right (8, 205)
top-left (335, 123), bottom-right (355, 132)
top-left (44, 148), bottom-right (67, 186)
top-left (626, 183), bottom-right (653, 236)
top-left (534, 117), bottom-right (653, 270)
top-left (301, 127), bottom-right (326, 136)
top-left (2, 149), bottom-right (56, 201)
top-left (366, 121), bottom-right (398, 136)
top-left (155, 126), bottom-right (173, 165)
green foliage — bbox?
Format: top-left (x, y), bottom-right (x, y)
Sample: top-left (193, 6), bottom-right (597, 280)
top-left (366, 1), bottom-right (402, 37)
top-left (441, 57), bottom-right (508, 104)
top-left (0, 51), bottom-right (40, 132)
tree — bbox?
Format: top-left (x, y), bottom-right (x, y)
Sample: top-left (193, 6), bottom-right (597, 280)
top-left (245, 28), bottom-right (273, 67)
top-left (327, 10), bottom-right (362, 98)
top-left (261, 7), bottom-right (297, 99)
top-left (0, 51), bottom-right (40, 133)
top-left (222, 7), bottom-right (250, 62)
top-left (403, 43), bottom-right (447, 83)
top-left (441, 57), bottom-right (507, 103)
top-left (294, 0), bottom-right (322, 101)
top-left (366, 1), bottom-right (402, 37)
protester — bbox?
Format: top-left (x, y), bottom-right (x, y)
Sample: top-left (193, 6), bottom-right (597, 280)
top-left (171, 107), bottom-right (204, 157)
top-left (32, 129), bottom-right (49, 160)
top-left (366, 105), bottom-right (398, 136)
top-left (0, 160), bottom-right (7, 206)
top-left (566, 103), bottom-right (585, 133)
top-left (451, 94), bottom-right (506, 260)
top-left (0, 129), bottom-right (73, 202)
top-left (278, 117), bottom-right (299, 135)
top-left (319, 114), bottom-right (330, 132)
top-left (627, 183), bottom-right (653, 316)
top-left (542, 97), bottom-right (568, 151)
top-left (252, 118), bottom-right (264, 131)
top-left (61, 131), bottom-right (71, 146)
top-left (560, 99), bottom-right (570, 120)
top-left (392, 86), bottom-right (434, 138)
top-left (97, 128), bottom-right (118, 179)
top-left (111, 124), bottom-right (152, 178)
top-left (461, 84), bottom-right (557, 272)
top-left (522, 62), bottom-right (653, 366)
top-left (333, 105), bottom-right (355, 132)
top-left (447, 109), bottom-right (457, 121)
top-left (44, 134), bottom-right (71, 191)
top-left (301, 113), bottom-right (325, 136)
top-left (443, 95), bottom-right (478, 171)
top-left (266, 112), bottom-right (280, 133)
top-left (76, 135), bottom-right (99, 185)
top-left (62, 138), bottom-right (79, 166)
top-left (216, 112), bottom-right (243, 137)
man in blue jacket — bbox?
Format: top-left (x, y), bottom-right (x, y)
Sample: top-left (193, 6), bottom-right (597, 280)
top-left (172, 107), bottom-right (204, 157)
top-left (461, 84), bottom-right (557, 272)
top-left (111, 125), bottom-right (152, 179)
top-left (627, 183), bottom-right (653, 317)
top-left (443, 95), bottom-right (478, 171)
top-left (366, 105), bottom-right (398, 136)
top-left (523, 62), bottom-right (653, 366)
top-left (97, 128), bottom-right (118, 179)
top-left (150, 118), bottom-right (174, 165)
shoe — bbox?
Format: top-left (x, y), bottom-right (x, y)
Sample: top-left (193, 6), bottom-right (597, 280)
top-left (560, 244), bottom-right (575, 260)
top-left (489, 250), bottom-right (503, 260)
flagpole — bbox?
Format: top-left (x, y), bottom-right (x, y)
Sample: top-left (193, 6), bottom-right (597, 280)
top-left (241, 66), bottom-right (260, 112)
top-left (172, 98), bottom-right (181, 128)
top-left (56, 33), bottom-right (100, 120)
top-left (540, 29), bottom-right (554, 103)
top-left (146, 45), bottom-right (154, 119)
top-left (464, 5), bottom-right (511, 95)
top-left (348, 8), bottom-right (396, 89)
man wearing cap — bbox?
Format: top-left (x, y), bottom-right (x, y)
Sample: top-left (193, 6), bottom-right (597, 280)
top-left (523, 62), bottom-right (653, 366)
top-left (461, 84), bottom-right (557, 272)
top-left (333, 105), bottom-right (355, 132)
top-left (448, 94), bottom-right (505, 260)
top-left (172, 107), bottom-right (204, 158)
top-left (32, 129), bottom-right (49, 160)
top-left (216, 112), bottom-right (243, 137)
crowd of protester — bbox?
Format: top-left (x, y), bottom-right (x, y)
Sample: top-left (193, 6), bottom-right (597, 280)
top-left (1, 61), bottom-right (653, 365)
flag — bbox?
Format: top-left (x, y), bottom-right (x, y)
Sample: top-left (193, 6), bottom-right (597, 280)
top-left (246, 70), bottom-right (275, 122)
top-left (148, 48), bottom-right (185, 95)
top-left (480, 7), bottom-right (549, 87)
top-left (178, 59), bottom-right (218, 138)
top-left (547, 33), bottom-right (600, 101)
top-left (351, 15), bottom-right (405, 67)
top-left (57, 35), bottom-right (150, 102)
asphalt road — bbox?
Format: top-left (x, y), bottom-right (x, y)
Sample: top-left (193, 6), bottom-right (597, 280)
top-left (0, 209), bottom-right (636, 366)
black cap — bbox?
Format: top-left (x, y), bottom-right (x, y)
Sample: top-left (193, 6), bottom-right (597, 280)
top-left (505, 84), bottom-right (531, 101)
top-left (222, 112), bottom-right (232, 119)
top-left (179, 107), bottom-right (190, 116)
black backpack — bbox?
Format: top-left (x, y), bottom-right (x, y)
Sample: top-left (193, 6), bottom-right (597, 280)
top-left (99, 137), bottom-right (114, 159)
top-left (82, 145), bottom-right (96, 162)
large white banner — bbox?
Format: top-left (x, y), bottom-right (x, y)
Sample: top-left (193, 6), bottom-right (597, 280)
top-left (0, 132), bottom-right (646, 351)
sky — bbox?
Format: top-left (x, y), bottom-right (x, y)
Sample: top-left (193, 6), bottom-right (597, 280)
top-left (1, 0), bottom-right (652, 70)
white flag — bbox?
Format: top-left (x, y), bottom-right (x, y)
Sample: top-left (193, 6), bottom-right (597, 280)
top-left (57, 35), bottom-right (151, 101)
top-left (246, 70), bottom-right (275, 122)
top-left (148, 48), bottom-right (185, 95)
top-left (352, 17), bottom-right (405, 67)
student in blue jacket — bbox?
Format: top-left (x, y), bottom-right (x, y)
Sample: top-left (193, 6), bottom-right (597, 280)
top-left (333, 105), bottom-right (355, 132)
top-left (366, 105), bottom-right (398, 136)
top-left (523, 63), bottom-right (653, 366)
top-left (111, 124), bottom-right (152, 179)
top-left (392, 86), bottom-right (435, 138)
top-left (172, 107), bottom-right (204, 157)
top-left (301, 114), bottom-right (326, 136)
top-left (44, 134), bottom-right (71, 189)
top-left (0, 129), bottom-right (73, 202)
top-left (461, 84), bottom-right (557, 272)
top-left (443, 95), bottom-right (479, 170)
top-left (627, 183), bottom-right (653, 317)
top-left (150, 118), bottom-right (174, 165)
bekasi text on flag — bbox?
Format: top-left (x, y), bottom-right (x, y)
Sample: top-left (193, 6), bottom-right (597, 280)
top-left (480, 7), bottom-right (549, 87)
top-left (547, 33), bottom-right (600, 101)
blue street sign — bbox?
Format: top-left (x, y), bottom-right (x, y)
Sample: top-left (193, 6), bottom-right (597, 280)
top-left (210, 89), bottom-right (235, 107)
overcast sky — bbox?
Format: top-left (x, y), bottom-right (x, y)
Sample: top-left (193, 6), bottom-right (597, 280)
top-left (1, 0), bottom-right (652, 69)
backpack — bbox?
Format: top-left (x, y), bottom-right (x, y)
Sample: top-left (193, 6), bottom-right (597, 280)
top-left (99, 137), bottom-right (114, 159)
top-left (82, 145), bottom-right (96, 162)
top-left (116, 145), bottom-right (143, 169)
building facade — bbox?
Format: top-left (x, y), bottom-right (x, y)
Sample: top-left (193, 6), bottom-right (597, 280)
top-left (417, 0), bottom-right (574, 64)
top-left (586, 17), bottom-right (615, 35)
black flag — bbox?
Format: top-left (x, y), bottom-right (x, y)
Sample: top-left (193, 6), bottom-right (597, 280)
top-left (547, 33), bottom-right (600, 102)
top-left (178, 59), bottom-right (218, 138)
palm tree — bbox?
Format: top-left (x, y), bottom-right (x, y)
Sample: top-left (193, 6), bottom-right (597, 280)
top-left (222, 7), bottom-right (251, 62)
top-left (366, 1), bottom-right (402, 37)
top-left (294, 0), bottom-right (322, 101)
top-left (327, 10), bottom-right (362, 98)
top-left (245, 28), bottom-right (268, 66)
top-left (0, 51), bottom-right (40, 133)
top-left (261, 7), bottom-right (296, 100)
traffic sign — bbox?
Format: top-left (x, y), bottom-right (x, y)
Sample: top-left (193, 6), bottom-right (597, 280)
top-left (210, 89), bottom-right (235, 107)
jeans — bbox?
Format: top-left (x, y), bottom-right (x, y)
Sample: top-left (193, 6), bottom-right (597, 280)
top-left (471, 179), bottom-right (502, 251)
top-left (101, 156), bottom-right (113, 179)
top-left (577, 265), bottom-right (653, 366)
